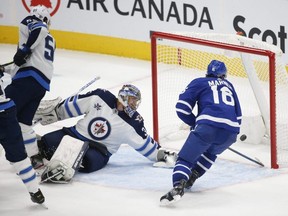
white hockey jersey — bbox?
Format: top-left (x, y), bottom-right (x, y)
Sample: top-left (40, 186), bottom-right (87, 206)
top-left (13, 16), bottom-right (55, 91)
top-left (0, 78), bottom-right (14, 110)
top-left (56, 88), bottom-right (160, 161)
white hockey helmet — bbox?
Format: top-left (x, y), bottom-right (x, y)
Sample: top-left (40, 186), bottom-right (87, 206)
top-left (30, 5), bottom-right (51, 26)
top-left (118, 84), bottom-right (141, 118)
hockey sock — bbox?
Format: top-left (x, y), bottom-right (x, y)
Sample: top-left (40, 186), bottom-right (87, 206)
top-left (19, 123), bottom-right (38, 157)
top-left (12, 157), bottom-right (38, 193)
top-left (193, 152), bottom-right (217, 177)
top-left (172, 158), bottom-right (193, 187)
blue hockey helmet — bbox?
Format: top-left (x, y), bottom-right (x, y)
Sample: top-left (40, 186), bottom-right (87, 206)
top-left (118, 84), bottom-right (141, 118)
top-left (206, 60), bottom-right (227, 79)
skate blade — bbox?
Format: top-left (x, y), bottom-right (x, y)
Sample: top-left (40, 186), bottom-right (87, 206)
top-left (32, 202), bottom-right (48, 209)
top-left (40, 202), bottom-right (48, 209)
top-left (160, 195), bottom-right (181, 206)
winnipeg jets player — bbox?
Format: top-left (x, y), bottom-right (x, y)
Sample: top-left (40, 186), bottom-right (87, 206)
top-left (160, 60), bottom-right (242, 205)
top-left (34, 84), bottom-right (177, 182)
top-left (4, 5), bottom-right (56, 166)
top-left (0, 69), bottom-right (45, 204)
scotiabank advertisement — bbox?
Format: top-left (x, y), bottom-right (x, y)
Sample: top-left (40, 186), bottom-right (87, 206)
top-left (0, 0), bottom-right (287, 63)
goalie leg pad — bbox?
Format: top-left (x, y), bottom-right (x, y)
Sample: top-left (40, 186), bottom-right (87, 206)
top-left (41, 135), bottom-right (88, 183)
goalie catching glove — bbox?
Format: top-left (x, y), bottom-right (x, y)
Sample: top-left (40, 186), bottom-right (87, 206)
top-left (154, 148), bottom-right (178, 168)
top-left (33, 97), bottom-right (62, 125)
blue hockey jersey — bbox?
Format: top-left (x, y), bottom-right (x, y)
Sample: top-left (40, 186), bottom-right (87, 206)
top-left (176, 77), bottom-right (242, 133)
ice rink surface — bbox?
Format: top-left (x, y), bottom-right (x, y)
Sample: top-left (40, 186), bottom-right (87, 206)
top-left (1, 44), bottom-right (288, 216)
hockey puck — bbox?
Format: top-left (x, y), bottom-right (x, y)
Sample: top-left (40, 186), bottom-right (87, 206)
top-left (240, 134), bottom-right (247, 141)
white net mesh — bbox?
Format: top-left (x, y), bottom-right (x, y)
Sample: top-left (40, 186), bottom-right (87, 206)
top-left (152, 32), bottom-right (288, 168)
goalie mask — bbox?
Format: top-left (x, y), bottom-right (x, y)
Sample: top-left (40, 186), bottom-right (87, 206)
top-left (30, 5), bottom-right (51, 27)
top-left (206, 60), bottom-right (227, 79)
top-left (118, 84), bottom-right (141, 118)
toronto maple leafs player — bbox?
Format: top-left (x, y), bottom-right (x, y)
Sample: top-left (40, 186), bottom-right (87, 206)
top-left (0, 68), bottom-right (45, 204)
top-left (4, 5), bottom-right (56, 167)
top-left (160, 60), bottom-right (242, 205)
top-left (33, 84), bottom-right (177, 182)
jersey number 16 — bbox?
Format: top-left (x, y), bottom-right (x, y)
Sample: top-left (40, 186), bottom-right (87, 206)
top-left (211, 86), bottom-right (235, 106)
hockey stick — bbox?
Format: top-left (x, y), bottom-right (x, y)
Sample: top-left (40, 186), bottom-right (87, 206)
top-left (228, 147), bottom-right (264, 167)
top-left (0, 61), bottom-right (14, 67)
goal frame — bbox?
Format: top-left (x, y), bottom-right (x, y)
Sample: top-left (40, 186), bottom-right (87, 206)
top-left (150, 31), bottom-right (277, 169)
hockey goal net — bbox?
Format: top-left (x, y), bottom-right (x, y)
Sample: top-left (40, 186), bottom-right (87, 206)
top-left (151, 31), bottom-right (288, 169)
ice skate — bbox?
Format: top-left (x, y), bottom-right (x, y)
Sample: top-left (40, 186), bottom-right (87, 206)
top-left (30, 189), bottom-right (45, 204)
top-left (160, 179), bottom-right (186, 206)
top-left (30, 154), bottom-right (44, 170)
top-left (185, 170), bottom-right (199, 189)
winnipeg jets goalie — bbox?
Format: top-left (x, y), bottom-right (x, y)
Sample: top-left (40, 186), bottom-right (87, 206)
top-left (34, 84), bottom-right (178, 183)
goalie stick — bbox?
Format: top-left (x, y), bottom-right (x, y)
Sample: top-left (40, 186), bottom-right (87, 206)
top-left (71, 76), bottom-right (101, 95)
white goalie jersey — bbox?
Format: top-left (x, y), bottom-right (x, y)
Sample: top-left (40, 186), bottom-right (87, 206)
top-left (55, 88), bottom-right (160, 161)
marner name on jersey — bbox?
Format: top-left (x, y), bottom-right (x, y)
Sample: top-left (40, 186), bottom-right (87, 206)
top-left (208, 79), bottom-right (232, 89)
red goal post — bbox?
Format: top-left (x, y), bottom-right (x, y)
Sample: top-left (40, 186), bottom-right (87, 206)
top-left (151, 31), bottom-right (288, 169)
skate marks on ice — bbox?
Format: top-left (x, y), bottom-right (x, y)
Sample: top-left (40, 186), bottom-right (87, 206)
top-left (73, 145), bottom-right (283, 192)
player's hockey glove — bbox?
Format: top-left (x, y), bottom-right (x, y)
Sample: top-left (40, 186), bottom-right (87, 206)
top-left (13, 44), bottom-right (31, 66)
top-left (153, 148), bottom-right (178, 168)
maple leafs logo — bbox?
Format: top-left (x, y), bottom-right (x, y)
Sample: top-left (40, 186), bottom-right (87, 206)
top-left (22, 0), bottom-right (61, 16)
top-left (30, 0), bottom-right (52, 8)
